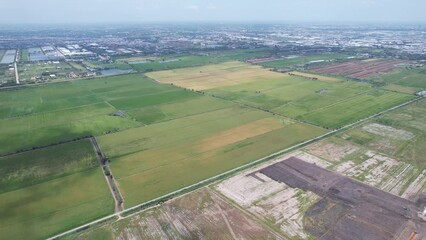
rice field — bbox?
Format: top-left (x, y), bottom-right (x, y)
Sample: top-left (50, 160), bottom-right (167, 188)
top-left (0, 140), bottom-right (114, 240)
top-left (373, 66), bottom-right (426, 91)
top-left (98, 106), bottom-right (327, 206)
top-left (0, 74), bottom-right (203, 155)
top-left (148, 62), bottom-right (413, 129)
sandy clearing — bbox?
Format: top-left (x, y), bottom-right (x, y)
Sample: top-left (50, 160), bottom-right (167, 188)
top-left (385, 165), bottom-right (415, 196)
top-left (344, 156), bottom-right (379, 178)
top-left (249, 187), bottom-right (318, 239)
top-left (294, 151), bottom-right (332, 168)
top-left (305, 140), bottom-right (359, 162)
top-left (216, 172), bottom-right (286, 207)
top-left (402, 170), bottom-right (426, 200)
top-left (334, 160), bottom-right (356, 173)
top-left (362, 123), bottom-right (415, 140)
top-left (215, 151), bottom-right (324, 239)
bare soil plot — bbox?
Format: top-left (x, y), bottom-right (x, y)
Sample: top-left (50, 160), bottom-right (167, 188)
top-left (146, 61), bottom-right (285, 90)
top-left (304, 137), bottom-right (426, 200)
top-left (216, 147), bottom-right (426, 240)
top-left (75, 188), bottom-right (281, 240)
top-left (362, 123), bottom-right (415, 140)
top-left (260, 157), bottom-right (426, 240)
top-left (337, 99), bottom-right (426, 168)
top-left (311, 59), bottom-right (407, 79)
top-left (305, 137), bottom-right (359, 162)
top-left (215, 151), bottom-right (322, 239)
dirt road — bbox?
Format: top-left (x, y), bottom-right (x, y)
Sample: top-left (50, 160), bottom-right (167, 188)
top-left (90, 137), bottom-right (124, 213)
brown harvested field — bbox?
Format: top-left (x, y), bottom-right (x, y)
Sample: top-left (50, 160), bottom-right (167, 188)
top-left (304, 137), bottom-right (426, 201)
top-left (311, 59), bottom-right (407, 79)
top-left (216, 151), bottom-right (323, 239)
top-left (304, 138), bottom-right (359, 162)
top-left (145, 61), bottom-right (285, 90)
top-left (260, 157), bottom-right (426, 240)
top-left (75, 188), bottom-right (281, 240)
top-left (199, 117), bottom-right (285, 152)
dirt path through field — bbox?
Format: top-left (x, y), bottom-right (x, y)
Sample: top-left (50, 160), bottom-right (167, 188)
top-left (214, 201), bottom-right (238, 239)
top-left (90, 137), bottom-right (124, 213)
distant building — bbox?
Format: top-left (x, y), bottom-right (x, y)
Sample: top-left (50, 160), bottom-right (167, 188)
top-left (416, 91), bottom-right (426, 97)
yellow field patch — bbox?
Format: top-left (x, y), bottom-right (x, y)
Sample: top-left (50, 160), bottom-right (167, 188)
top-left (289, 71), bottom-right (342, 83)
top-left (199, 117), bottom-right (286, 152)
top-left (146, 61), bottom-right (285, 90)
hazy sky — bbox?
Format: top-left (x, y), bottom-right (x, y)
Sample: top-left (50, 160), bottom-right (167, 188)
top-left (1, 0), bottom-right (425, 24)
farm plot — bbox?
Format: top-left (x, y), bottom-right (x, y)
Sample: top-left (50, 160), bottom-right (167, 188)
top-left (148, 61), bottom-right (413, 129)
top-left (288, 71), bottom-right (344, 83)
top-left (83, 61), bottom-right (133, 71)
top-left (0, 140), bottom-right (114, 240)
top-left (0, 102), bottom-right (138, 155)
top-left (216, 167), bottom-right (319, 238)
top-left (300, 101), bottom-right (426, 200)
top-left (259, 157), bottom-right (426, 240)
top-left (336, 99), bottom-right (426, 169)
top-left (98, 106), bottom-right (327, 207)
top-left (214, 150), bottom-right (336, 239)
top-left (19, 48), bottom-right (29, 62)
top-left (130, 49), bottom-right (272, 73)
top-left (0, 74), bottom-right (211, 155)
top-left (146, 61), bottom-right (285, 90)
top-left (126, 96), bottom-right (233, 124)
top-left (311, 59), bottom-right (407, 79)
top-left (73, 188), bottom-right (280, 240)
top-left (128, 56), bottom-right (212, 72)
top-left (304, 138), bottom-right (426, 200)
top-left (216, 148), bottom-right (426, 240)
top-left (256, 53), bottom-right (350, 69)
top-left (296, 89), bottom-right (413, 128)
top-left (374, 65), bottom-right (426, 93)
top-left (214, 99), bottom-right (426, 239)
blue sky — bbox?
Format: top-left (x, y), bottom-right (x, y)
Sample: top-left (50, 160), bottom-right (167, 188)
top-left (1, 0), bottom-right (425, 24)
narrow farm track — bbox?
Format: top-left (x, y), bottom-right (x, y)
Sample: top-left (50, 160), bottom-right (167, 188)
top-left (14, 62), bottom-right (19, 84)
top-left (47, 96), bottom-right (424, 240)
top-left (90, 137), bottom-right (125, 213)
top-left (215, 204), bottom-right (238, 239)
top-left (14, 49), bottom-right (20, 85)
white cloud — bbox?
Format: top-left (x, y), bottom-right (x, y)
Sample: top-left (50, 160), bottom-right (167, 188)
top-left (185, 5), bottom-right (199, 10)
top-left (207, 3), bottom-right (217, 9)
